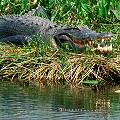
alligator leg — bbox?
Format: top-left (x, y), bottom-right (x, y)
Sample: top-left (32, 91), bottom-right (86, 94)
top-left (0, 35), bottom-right (59, 52)
top-left (51, 38), bottom-right (59, 50)
top-left (0, 35), bottom-right (31, 45)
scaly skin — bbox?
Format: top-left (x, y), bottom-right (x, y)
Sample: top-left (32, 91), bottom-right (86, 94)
top-left (0, 7), bottom-right (113, 53)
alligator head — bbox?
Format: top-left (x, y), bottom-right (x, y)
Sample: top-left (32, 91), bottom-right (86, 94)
top-left (54, 25), bottom-right (113, 53)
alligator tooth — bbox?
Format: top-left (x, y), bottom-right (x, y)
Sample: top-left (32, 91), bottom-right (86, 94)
top-left (97, 44), bottom-right (112, 52)
top-left (110, 37), bottom-right (113, 42)
top-left (102, 39), bottom-right (104, 42)
top-left (98, 44), bottom-right (100, 47)
top-left (108, 44), bottom-right (112, 51)
top-left (104, 45), bottom-right (108, 51)
top-left (89, 41), bottom-right (91, 45)
top-left (86, 44), bottom-right (89, 46)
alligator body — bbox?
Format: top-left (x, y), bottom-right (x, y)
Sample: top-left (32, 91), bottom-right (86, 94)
top-left (0, 6), bottom-right (113, 53)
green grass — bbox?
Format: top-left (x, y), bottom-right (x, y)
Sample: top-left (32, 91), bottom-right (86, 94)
top-left (1, 0), bottom-right (120, 24)
top-left (43, 0), bottom-right (120, 26)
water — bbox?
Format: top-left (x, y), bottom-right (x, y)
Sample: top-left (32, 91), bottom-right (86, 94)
top-left (0, 80), bottom-right (120, 120)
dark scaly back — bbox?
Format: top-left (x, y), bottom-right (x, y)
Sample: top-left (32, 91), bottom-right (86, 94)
top-left (0, 15), bottom-right (55, 38)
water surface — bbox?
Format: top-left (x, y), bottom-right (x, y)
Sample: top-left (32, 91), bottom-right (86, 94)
top-left (0, 80), bottom-right (120, 120)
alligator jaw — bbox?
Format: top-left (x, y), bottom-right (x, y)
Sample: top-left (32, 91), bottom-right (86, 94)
top-left (71, 36), bottom-right (113, 53)
top-left (61, 27), bottom-right (114, 53)
top-left (96, 43), bottom-right (112, 53)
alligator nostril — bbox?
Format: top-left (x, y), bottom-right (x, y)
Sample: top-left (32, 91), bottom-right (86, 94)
top-left (102, 32), bottom-right (113, 38)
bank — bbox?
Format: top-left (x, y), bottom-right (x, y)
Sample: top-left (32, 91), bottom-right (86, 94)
top-left (0, 41), bottom-right (120, 88)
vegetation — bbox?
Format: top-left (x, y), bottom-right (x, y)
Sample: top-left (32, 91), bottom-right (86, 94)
top-left (0, 0), bottom-right (120, 88)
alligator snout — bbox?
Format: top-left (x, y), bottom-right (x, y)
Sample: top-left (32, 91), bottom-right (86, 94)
top-left (98, 32), bottom-right (113, 38)
top-left (70, 31), bottom-right (113, 53)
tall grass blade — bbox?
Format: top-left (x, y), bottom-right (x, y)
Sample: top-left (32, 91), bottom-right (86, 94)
top-left (21, 0), bottom-right (28, 10)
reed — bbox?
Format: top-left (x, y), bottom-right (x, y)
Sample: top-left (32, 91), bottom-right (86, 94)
top-left (0, 42), bottom-right (120, 87)
top-left (1, 0), bottom-right (119, 25)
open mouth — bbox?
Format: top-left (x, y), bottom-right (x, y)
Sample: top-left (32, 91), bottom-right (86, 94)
top-left (71, 36), bottom-right (113, 53)
top-left (95, 37), bottom-right (113, 53)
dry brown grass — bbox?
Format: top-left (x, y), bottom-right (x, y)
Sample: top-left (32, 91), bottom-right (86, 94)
top-left (0, 42), bottom-right (120, 87)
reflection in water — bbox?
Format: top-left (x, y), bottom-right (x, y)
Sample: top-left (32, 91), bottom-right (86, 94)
top-left (0, 80), bottom-right (120, 120)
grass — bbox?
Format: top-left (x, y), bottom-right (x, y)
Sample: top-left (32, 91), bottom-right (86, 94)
top-left (0, 41), bottom-right (120, 88)
top-left (0, 0), bottom-right (120, 88)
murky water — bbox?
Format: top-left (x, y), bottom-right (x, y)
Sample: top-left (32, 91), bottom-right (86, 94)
top-left (0, 80), bottom-right (120, 120)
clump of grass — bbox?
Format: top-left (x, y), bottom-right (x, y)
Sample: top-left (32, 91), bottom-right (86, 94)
top-left (1, 0), bottom-right (119, 25)
top-left (0, 42), bottom-right (120, 87)
top-left (44, 0), bottom-right (120, 27)
top-left (0, 0), bottom-right (39, 15)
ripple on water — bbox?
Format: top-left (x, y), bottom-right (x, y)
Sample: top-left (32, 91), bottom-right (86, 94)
top-left (0, 80), bottom-right (120, 120)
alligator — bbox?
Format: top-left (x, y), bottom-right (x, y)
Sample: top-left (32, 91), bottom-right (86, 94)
top-left (56, 107), bottom-right (100, 112)
top-left (0, 6), bottom-right (113, 53)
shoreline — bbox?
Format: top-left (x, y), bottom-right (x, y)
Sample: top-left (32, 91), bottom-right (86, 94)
top-left (0, 43), bottom-right (120, 88)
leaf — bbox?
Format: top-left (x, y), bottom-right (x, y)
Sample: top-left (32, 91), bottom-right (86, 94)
top-left (82, 80), bottom-right (98, 85)
top-left (115, 90), bottom-right (120, 93)
top-left (111, 10), bottom-right (120, 20)
top-left (21, 0), bottom-right (28, 10)
top-left (51, 9), bottom-right (60, 22)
